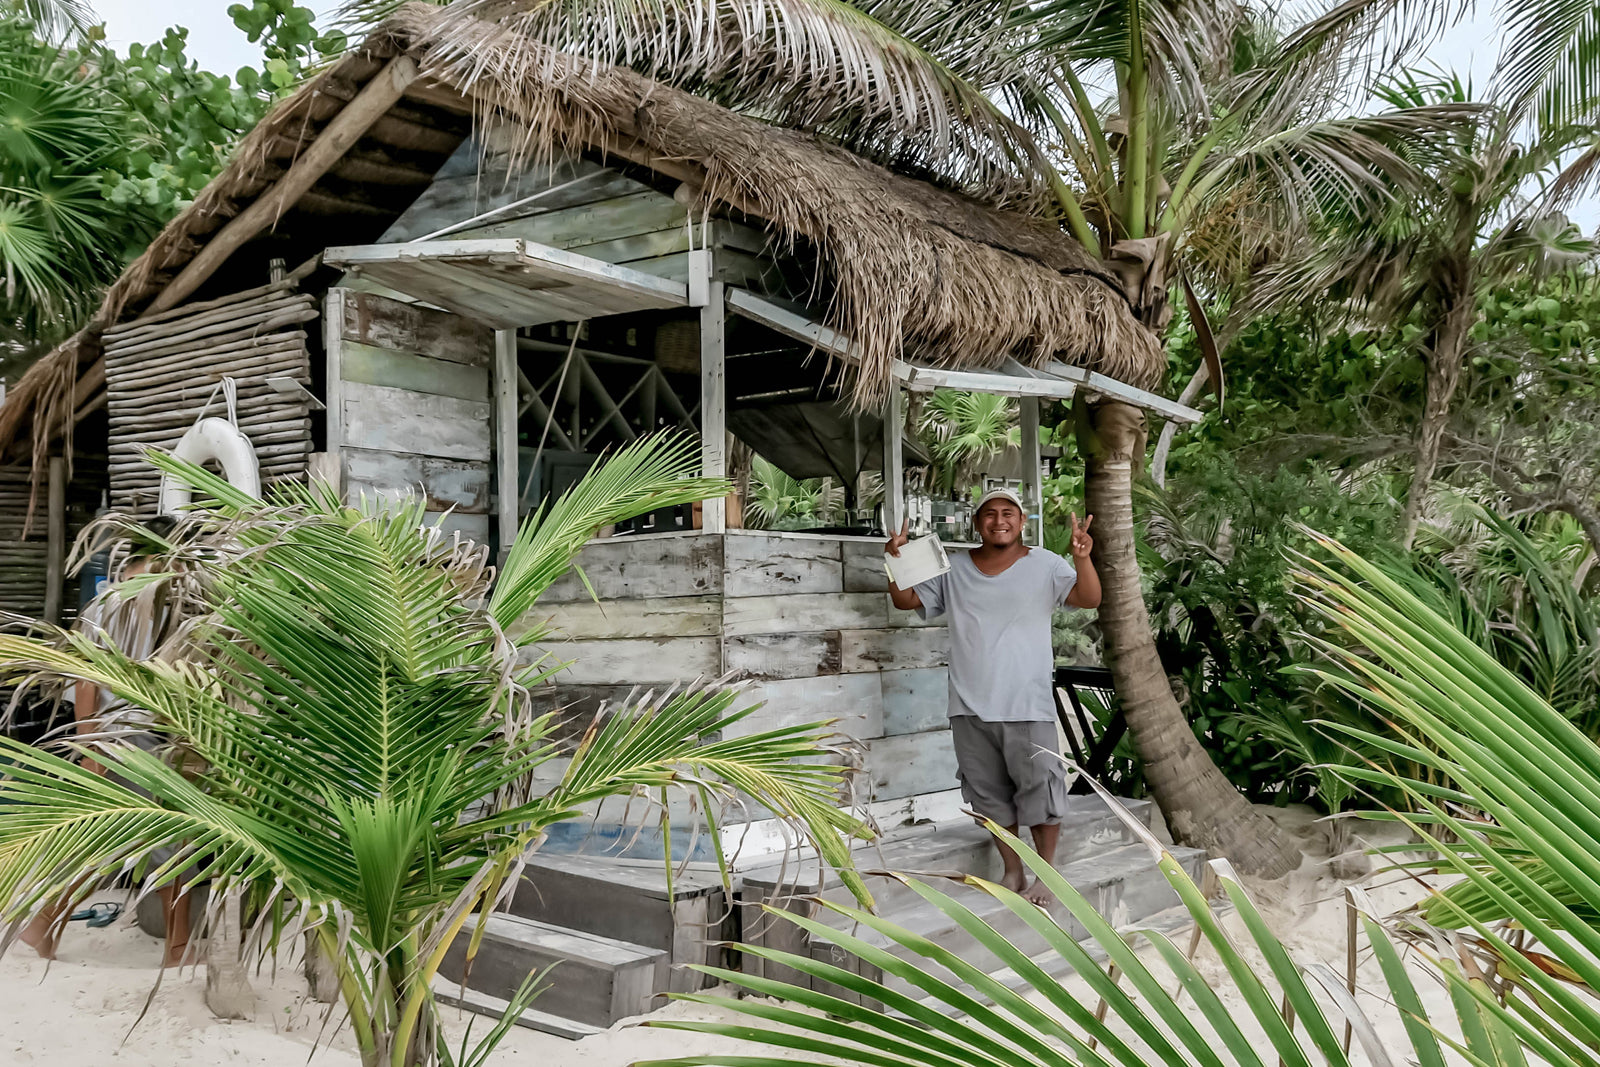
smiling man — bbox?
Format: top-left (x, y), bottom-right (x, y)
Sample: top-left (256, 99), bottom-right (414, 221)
top-left (886, 488), bottom-right (1100, 905)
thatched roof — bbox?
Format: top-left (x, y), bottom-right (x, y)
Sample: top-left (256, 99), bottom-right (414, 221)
top-left (0, 3), bottom-right (1163, 470)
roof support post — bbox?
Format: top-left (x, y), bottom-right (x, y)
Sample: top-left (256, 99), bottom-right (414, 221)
top-left (1019, 396), bottom-right (1042, 547)
top-left (882, 388), bottom-right (904, 535)
top-left (698, 267), bottom-right (727, 534)
top-left (44, 455), bottom-right (65, 625)
top-left (494, 329), bottom-right (520, 561)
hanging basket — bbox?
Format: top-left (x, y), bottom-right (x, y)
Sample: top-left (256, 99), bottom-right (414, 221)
top-left (653, 319), bottom-right (700, 375)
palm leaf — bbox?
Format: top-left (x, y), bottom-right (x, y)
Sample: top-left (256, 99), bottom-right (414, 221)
top-left (634, 815), bottom-right (1460, 1067)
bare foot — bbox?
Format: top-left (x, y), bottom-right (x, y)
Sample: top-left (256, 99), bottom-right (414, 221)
top-left (1022, 881), bottom-right (1055, 908)
top-left (999, 868), bottom-right (1028, 894)
top-left (163, 942), bottom-right (200, 969)
top-left (19, 920), bottom-right (59, 960)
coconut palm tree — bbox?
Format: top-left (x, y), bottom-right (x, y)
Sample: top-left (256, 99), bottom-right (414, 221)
top-left (1256, 72), bottom-right (1600, 547)
top-left (917, 390), bottom-right (1016, 496)
top-left (338, 0), bottom-right (1475, 876)
top-left (0, 436), bottom-right (868, 1067)
top-left (0, 8), bottom-right (159, 357)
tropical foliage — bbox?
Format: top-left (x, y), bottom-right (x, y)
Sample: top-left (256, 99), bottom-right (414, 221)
top-left (0, 0), bottom-right (341, 366)
top-left (916, 390), bottom-right (1016, 496)
top-left (0, 436), bottom-right (867, 1067)
top-left (0, 10), bottom-right (161, 351)
top-left (742, 455), bottom-right (844, 530)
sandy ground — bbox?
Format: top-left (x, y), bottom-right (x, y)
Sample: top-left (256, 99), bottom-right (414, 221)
top-left (0, 805), bottom-right (1454, 1066)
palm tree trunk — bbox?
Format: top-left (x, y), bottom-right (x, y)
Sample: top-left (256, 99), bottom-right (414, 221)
top-left (204, 885), bottom-right (255, 1019)
top-left (1082, 400), bottom-right (1301, 877)
top-left (1401, 291), bottom-right (1474, 548)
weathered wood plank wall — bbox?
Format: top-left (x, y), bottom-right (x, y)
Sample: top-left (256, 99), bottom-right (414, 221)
top-left (379, 148), bottom-right (785, 295)
top-left (521, 531), bottom-right (958, 818)
top-left (329, 288), bottom-right (494, 542)
top-left (102, 280), bottom-right (316, 514)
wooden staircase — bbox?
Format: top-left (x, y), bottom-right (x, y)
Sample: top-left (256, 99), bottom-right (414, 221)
top-left (437, 795), bottom-right (1205, 1037)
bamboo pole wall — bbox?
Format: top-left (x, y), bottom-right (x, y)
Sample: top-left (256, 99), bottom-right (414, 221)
top-left (102, 280), bottom-right (318, 515)
top-left (0, 460), bottom-right (103, 621)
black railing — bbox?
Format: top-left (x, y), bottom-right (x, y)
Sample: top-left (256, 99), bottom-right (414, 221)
top-left (1052, 665), bottom-right (1130, 794)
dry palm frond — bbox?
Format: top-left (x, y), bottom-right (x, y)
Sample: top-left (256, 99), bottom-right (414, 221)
top-left (358, 0), bottom-right (1049, 199)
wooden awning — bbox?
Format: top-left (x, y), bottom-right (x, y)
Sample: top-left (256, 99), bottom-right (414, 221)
top-left (725, 287), bottom-right (1203, 423)
top-left (323, 238), bottom-right (691, 329)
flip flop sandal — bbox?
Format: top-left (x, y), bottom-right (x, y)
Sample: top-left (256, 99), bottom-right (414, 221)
top-left (68, 902), bottom-right (123, 928)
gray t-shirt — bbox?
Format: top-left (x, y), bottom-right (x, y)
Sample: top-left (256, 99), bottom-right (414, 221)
top-left (914, 548), bottom-right (1078, 722)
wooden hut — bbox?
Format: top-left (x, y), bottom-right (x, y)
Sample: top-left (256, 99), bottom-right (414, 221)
top-left (0, 4), bottom-right (1206, 1033)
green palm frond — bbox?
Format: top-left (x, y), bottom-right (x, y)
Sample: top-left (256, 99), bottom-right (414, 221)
top-left (491, 433), bottom-right (729, 630)
top-left (634, 814), bottom-right (1479, 1067)
top-left (0, 15), bottom-right (161, 339)
top-left (1295, 533), bottom-right (1600, 1056)
top-left (1498, 0), bottom-right (1600, 128)
top-left (917, 390), bottom-right (1016, 495)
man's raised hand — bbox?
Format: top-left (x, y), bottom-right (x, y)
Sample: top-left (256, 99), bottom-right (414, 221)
top-left (886, 518), bottom-right (910, 557)
top-left (1069, 512), bottom-right (1094, 559)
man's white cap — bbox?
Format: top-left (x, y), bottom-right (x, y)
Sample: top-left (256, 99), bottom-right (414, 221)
top-left (974, 487), bottom-right (1026, 514)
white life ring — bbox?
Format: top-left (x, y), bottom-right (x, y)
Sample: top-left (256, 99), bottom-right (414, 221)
top-left (158, 417), bottom-right (262, 515)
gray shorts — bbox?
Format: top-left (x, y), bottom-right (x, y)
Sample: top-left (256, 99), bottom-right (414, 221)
top-left (949, 717), bottom-right (1069, 827)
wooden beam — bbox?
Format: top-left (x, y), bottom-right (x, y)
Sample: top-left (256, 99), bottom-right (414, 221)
top-left (145, 56), bottom-right (420, 317)
top-left (326, 237), bottom-right (688, 308)
top-left (44, 455), bottom-right (65, 625)
top-left (726, 287), bottom-right (1202, 423)
top-left (516, 366), bottom-right (576, 451)
top-left (494, 330), bottom-right (520, 559)
top-left (882, 390), bottom-right (904, 534)
top-left (699, 260), bottom-right (727, 534)
top-left (1026, 357), bottom-right (1204, 424)
top-left (1019, 396), bottom-right (1042, 547)
top-left (577, 354), bottom-right (637, 443)
top-left (894, 362), bottom-right (1078, 401)
top-left (324, 288), bottom-right (347, 493)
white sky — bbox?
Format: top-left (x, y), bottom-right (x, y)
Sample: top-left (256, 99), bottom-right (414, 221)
top-left (88, 0), bottom-right (1594, 229)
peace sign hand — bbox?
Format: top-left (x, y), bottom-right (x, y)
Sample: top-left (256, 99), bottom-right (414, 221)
top-left (1069, 512), bottom-right (1094, 559)
top-left (886, 518), bottom-right (910, 557)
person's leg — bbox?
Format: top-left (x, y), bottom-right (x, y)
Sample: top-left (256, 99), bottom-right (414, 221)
top-left (948, 718), bottom-right (1022, 888)
top-left (161, 885), bottom-right (192, 968)
top-left (1001, 721), bottom-right (1071, 905)
top-left (19, 898), bottom-right (68, 960)
top-left (993, 825), bottom-right (1028, 894)
top-left (19, 873), bottom-right (95, 959)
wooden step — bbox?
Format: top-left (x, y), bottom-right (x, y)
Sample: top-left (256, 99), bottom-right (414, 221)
top-left (509, 854), bottom-right (734, 993)
top-left (737, 798), bottom-right (1155, 987)
top-left (787, 843), bottom-right (1204, 1004)
top-left (438, 913), bottom-right (667, 1029)
top-left (433, 981), bottom-right (604, 1041)
top-left (742, 796), bottom-right (1152, 914)
top-left (807, 845), bottom-right (1204, 985)
top-left (913, 903), bottom-right (1211, 1019)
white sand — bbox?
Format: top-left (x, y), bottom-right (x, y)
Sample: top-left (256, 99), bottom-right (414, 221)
top-left (0, 806), bottom-right (1454, 1065)
top-left (0, 921), bottom-right (753, 1066)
